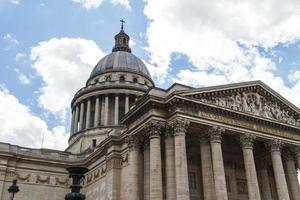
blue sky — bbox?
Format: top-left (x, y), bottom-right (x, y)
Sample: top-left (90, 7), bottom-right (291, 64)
top-left (1, 0), bottom-right (300, 149)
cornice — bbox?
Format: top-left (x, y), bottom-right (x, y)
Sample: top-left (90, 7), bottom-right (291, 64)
top-left (86, 69), bottom-right (155, 86)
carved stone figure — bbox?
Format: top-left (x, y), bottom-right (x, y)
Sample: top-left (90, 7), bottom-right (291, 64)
top-left (197, 90), bottom-right (299, 126)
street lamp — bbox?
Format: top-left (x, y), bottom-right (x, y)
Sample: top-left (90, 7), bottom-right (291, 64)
top-left (65, 166), bottom-right (89, 200)
top-left (8, 179), bottom-right (19, 200)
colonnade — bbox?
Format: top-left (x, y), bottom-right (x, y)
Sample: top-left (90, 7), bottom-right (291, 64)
top-left (71, 93), bottom-right (138, 134)
top-left (127, 119), bottom-right (300, 200)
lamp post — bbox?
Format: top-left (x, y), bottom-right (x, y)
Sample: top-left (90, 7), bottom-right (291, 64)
top-left (65, 166), bottom-right (89, 200)
top-left (8, 179), bottom-right (19, 200)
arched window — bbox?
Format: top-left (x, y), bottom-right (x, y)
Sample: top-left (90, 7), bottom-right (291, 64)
top-left (133, 77), bottom-right (138, 83)
top-left (105, 75), bottom-right (111, 81)
top-left (120, 75), bottom-right (125, 82)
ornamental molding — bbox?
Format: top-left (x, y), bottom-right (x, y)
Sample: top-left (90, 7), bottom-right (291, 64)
top-left (184, 85), bottom-right (300, 127)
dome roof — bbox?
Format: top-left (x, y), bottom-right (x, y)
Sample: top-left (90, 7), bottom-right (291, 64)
top-left (90, 51), bottom-right (152, 79)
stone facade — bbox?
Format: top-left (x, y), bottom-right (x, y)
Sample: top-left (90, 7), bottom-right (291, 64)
top-left (0, 28), bottom-right (300, 200)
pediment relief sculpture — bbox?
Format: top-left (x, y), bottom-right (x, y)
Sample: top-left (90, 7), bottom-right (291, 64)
top-left (191, 90), bottom-right (300, 126)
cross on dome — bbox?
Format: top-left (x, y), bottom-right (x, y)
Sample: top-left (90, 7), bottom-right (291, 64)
top-left (112, 20), bottom-right (131, 53)
top-left (120, 19), bottom-right (125, 30)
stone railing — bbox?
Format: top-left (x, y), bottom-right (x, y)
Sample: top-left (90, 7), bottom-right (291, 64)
top-left (0, 142), bottom-right (88, 162)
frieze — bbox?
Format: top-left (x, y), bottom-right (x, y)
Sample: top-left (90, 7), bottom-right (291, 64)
top-left (14, 172), bottom-right (69, 187)
top-left (16, 172), bottom-right (30, 182)
top-left (193, 91), bottom-right (300, 126)
top-left (196, 108), bottom-right (300, 141)
top-left (55, 176), bottom-right (69, 186)
top-left (36, 174), bottom-right (50, 184)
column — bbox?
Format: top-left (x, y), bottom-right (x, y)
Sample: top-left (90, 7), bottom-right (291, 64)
top-left (171, 118), bottom-right (190, 200)
top-left (74, 105), bottom-right (79, 132)
top-left (71, 108), bottom-right (75, 134)
top-left (114, 95), bottom-right (119, 125)
top-left (125, 94), bottom-right (129, 113)
top-left (85, 98), bottom-right (91, 129)
top-left (147, 120), bottom-right (163, 200)
top-left (94, 96), bottom-right (100, 127)
top-left (208, 126), bottom-right (228, 200)
top-left (144, 139), bottom-right (150, 200)
top-left (104, 94), bottom-right (109, 126)
top-left (258, 161), bottom-right (272, 200)
top-left (127, 136), bottom-right (141, 200)
top-left (240, 133), bottom-right (261, 200)
top-left (199, 134), bottom-right (215, 200)
top-left (165, 127), bottom-right (176, 200)
top-left (294, 147), bottom-right (300, 175)
top-left (285, 151), bottom-right (300, 200)
top-left (100, 96), bottom-right (105, 125)
top-left (266, 139), bottom-right (290, 200)
top-left (79, 102), bottom-right (84, 131)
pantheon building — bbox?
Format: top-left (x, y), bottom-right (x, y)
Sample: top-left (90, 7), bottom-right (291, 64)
top-left (0, 26), bottom-right (300, 200)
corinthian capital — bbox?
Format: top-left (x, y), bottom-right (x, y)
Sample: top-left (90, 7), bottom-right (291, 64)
top-left (265, 139), bottom-right (283, 153)
top-left (282, 149), bottom-right (294, 162)
top-left (168, 117), bottom-right (190, 135)
top-left (145, 120), bottom-right (165, 139)
top-left (127, 135), bottom-right (140, 151)
top-left (208, 126), bottom-right (225, 143)
top-left (240, 133), bottom-right (256, 149)
top-left (292, 146), bottom-right (300, 157)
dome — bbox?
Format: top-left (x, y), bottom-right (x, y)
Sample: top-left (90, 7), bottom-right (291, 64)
top-left (90, 22), bottom-right (152, 80)
top-left (90, 50), bottom-right (152, 79)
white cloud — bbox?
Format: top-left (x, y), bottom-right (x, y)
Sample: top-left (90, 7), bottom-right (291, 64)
top-left (10, 0), bottom-right (20, 5)
top-left (110, 0), bottom-right (131, 10)
top-left (15, 53), bottom-right (26, 61)
top-left (0, 85), bottom-right (68, 150)
top-left (30, 38), bottom-right (104, 119)
top-left (72, 0), bottom-right (103, 10)
top-left (3, 33), bottom-right (18, 45)
top-left (144, 0), bottom-right (300, 107)
top-left (17, 71), bottom-right (31, 85)
top-left (289, 71), bottom-right (300, 83)
top-left (72, 0), bottom-right (131, 10)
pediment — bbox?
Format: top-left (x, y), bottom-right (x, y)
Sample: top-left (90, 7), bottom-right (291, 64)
top-left (178, 81), bottom-right (300, 127)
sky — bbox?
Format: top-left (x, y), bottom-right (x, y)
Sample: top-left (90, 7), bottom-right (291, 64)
top-left (0, 0), bottom-right (300, 150)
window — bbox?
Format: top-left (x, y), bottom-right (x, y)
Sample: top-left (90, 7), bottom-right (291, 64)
top-left (92, 139), bottom-right (97, 148)
top-left (120, 75), bottom-right (125, 82)
top-left (236, 178), bottom-right (247, 194)
top-left (133, 77), bottom-right (138, 83)
top-left (188, 172), bottom-right (197, 189)
top-left (105, 75), bottom-right (111, 81)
